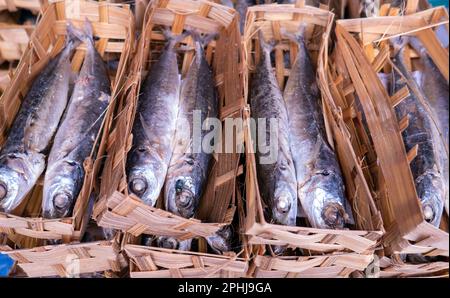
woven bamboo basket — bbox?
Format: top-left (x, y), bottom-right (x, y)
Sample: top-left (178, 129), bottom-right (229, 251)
top-left (0, 0), bottom-right (44, 13)
top-left (125, 243), bottom-right (248, 278)
top-left (328, 3), bottom-right (449, 276)
top-left (0, 16), bottom-right (35, 63)
top-left (1, 238), bottom-right (127, 277)
top-left (0, 0), bottom-right (135, 248)
top-left (94, 0), bottom-right (245, 244)
top-left (243, 1), bottom-right (384, 278)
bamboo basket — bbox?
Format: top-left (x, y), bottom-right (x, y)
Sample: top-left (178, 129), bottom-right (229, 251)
top-left (94, 0), bottom-right (245, 243)
top-left (0, 0), bottom-right (44, 13)
top-left (378, 256), bottom-right (449, 277)
top-left (0, 19), bottom-right (35, 63)
top-left (125, 244), bottom-right (248, 278)
top-left (0, 0), bottom-right (135, 248)
top-left (1, 239), bottom-right (127, 277)
top-left (243, 1), bottom-right (384, 278)
top-left (328, 4), bottom-right (449, 275)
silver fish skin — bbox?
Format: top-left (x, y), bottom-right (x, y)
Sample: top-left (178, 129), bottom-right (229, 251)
top-left (205, 226), bottom-right (233, 254)
top-left (391, 37), bottom-right (445, 227)
top-left (42, 22), bottom-right (111, 219)
top-left (126, 31), bottom-right (184, 207)
top-left (408, 37), bottom-right (449, 216)
top-left (251, 32), bottom-right (298, 227)
top-left (0, 23), bottom-right (82, 213)
top-left (283, 28), bottom-right (350, 229)
top-left (236, 0), bottom-right (252, 34)
top-left (164, 32), bottom-right (218, 219)
top-left (156, 236), bottom-right (192, 251)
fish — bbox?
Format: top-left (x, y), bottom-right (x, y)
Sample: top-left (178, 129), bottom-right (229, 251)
top-left (251, 31), bottom-right (298, 227)
top-left (282, 26), bottom-right (350, 229)
top-left (220, 0), bottom-right (234, 8)
top-left (156, 236), bottom-right (192, 251)
top-left (163, 31), bottom-right (219, 219)
top-left (42, 21), bottom-right (111, 219)
top-left (408, 37), bottom-right (449, 216)
top-left (236, 0), bottom-right (252, 34)
top-left (0, 23), bottom-right (83, 213)
top-left (205, 226), bottom-right (233, 254)
top-left (126, 30), bottom-right (186, 207)
top-left (390, 37), bottom-right (445, 227)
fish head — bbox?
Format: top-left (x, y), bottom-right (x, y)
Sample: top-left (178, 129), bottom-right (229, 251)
top-left (166, 176), bottom-right (198, 218)
top-left (0, 152), bottom-right (45, 213)
top-left (206, 226), bottom-right (232, 254)
top-left (127, 165), bottom-right (159, 207)
top-left (42, 160), bottom-right (83, 219)
top-left (272, 178), bottom-right (297, 226)
top-left (416, 171), bottom-right (445, 227)
top-left (156, 236), bottom-right (192, 251)
top-left (303, 169), bottom-right (348, 229)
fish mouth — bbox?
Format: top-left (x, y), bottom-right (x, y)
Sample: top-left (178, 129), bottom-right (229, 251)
top-left (422, 203), bottom-right (436, 223)
top-left (43, 188), bottom-right (75, 219)
top-left (321, 202), bottom-right (347, 229)
top-left (175, 190), bottom-right (195, 218)
top-left (127, 171), bottom-right (158, 207)
top-left (156, 236), bottom-right (180, 250)
top-left (0, 166), bottom-right (24, 213)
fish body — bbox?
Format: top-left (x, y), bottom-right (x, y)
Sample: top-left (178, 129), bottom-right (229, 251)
top-left (251, 33), bottom-right (298, 227)
top-left (283, 29), bottom-right (350, 229)
top-left (0, 24), bottom-right (82, 212)
top-left (164, 33), bottom-right (218, 219)
top-left (126, 32), bottom-right (183, 207)
top-left (42, 22), bottom-right (111, 219)
top-left (391, 37), bottom-right (445, 226)
top-left (409, 38), bottom-right (449, 216)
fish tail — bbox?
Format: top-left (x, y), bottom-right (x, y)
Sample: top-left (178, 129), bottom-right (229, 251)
top-left (82, 18), bottom-right (95, 47)
top-left (258, 30), bottom-right (275, 54)
top-left (162, 27), bottom-right (190, 49)
top-left (280, 22), bottom-right (307, 45)
top-left (65, 21), bottom-right (84, 51)
top-left (188, 29), bottom-right (218, 48)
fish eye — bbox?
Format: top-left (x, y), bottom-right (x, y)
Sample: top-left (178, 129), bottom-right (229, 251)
top-left (186, 159), bottom-right (194, 165)
top-left (320, 170), bottom-right (330, 176)
top-left (137, 147), bottom-right (147, 153)
top-left (279, 164), bottom-right (287, 171)
top-left (66, 161), bottom-right (77, 167)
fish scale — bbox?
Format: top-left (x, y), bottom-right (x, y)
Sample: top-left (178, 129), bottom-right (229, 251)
top-left (126, 31), bottom-right (183, 208)
top-left (251, 33), bottom-right (298, 228)
top-left (0, 23), bottom-right (83, 213)
top-left (391, 37), bottom-right (445, 227)
top-left (283, 29), bottom-right (351, 229)
top-left (42, 22), bottom-right (111, 219)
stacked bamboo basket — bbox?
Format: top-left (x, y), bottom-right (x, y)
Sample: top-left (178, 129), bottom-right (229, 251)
top-left (93, 0), bottom-right (249, 277)
top-left (0, 0), bottom-right (448, 278)
top-left (0, 0), bottom-right (134, 277)
top-left (0, 1), bottom-right (47, 95)
top-left (326, 1), bottom-right (449, 277)
top-left (243, 2), bottom-right (384, 278)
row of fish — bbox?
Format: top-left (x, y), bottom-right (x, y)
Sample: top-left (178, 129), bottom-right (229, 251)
top-left (0, 21), bottom-right (111, 220)
top-left (251, 26), bottom-right (353, 236)
top-left (125, 29), bottom-right (233, 254)
top-left (384, 37), bottom-right (448, 227)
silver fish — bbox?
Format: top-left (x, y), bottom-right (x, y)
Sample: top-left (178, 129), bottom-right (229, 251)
top-left (156, 236), bottom-right (192, 251)
top-left (205, 226), bottom-right (233, 254)
top-left (126, 30), bottom-right (185, 207)
top-left (251, 31), bottom-right (298, 227)
top-left (220, 0), bottom-right (234, 8)
top-left (283, 27), bottom-right (350, 229)
top-left (408, 37), bottom-right (449, 216)
top-left (0, 23), bottom-right (82, 213)
top-left (391, 37), bottom-right (445, 227)
top-left (42, 21), bottom-right (111, 219)
top-left (164, 32), bottom-right (218, 219)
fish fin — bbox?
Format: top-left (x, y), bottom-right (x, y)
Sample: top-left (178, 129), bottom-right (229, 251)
top-left (65, 21), bottom-right (84, 49)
